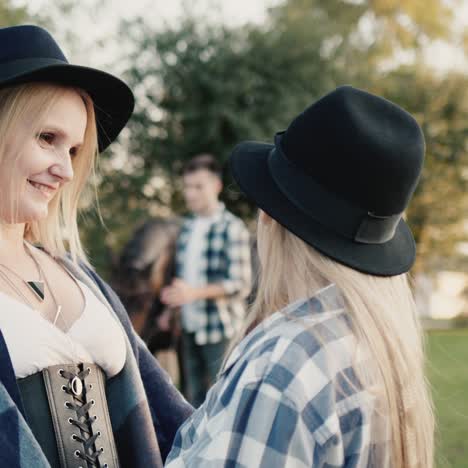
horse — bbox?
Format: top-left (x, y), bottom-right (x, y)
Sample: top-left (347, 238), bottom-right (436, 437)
top-left (113, 217), bottom-right (181, 353)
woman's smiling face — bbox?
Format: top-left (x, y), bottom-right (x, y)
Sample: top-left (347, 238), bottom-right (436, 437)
top-left (0, 88), bottom-right (87, 224)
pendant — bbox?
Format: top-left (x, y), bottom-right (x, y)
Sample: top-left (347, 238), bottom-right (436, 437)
top-left (26, 281), bottom-right (45, 301)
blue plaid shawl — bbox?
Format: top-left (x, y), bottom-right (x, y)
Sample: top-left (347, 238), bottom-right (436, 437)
top-left (0, 258), bottom-right (193, 468)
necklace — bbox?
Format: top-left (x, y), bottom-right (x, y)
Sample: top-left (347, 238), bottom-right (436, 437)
top-left (24, 242), bottom-right (46, 301)
top-left (0, 243), bottom-right (45, 301)
top-left (0, 243), bottom-right (82, 366)
top-left (24, 243), bottom-right (63, 325)
top-left (0, 243), bottom-right (62, 325)
top-left (38, 264), bottom-right (63, 325)
top-left (0, 267), bottom-right (35, 309)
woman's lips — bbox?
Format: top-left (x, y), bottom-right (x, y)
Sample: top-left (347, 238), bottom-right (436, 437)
top-left (27, 179), bottom-right (56, 198)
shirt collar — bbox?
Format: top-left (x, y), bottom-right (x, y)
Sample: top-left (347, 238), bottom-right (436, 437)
top-left (194, 202), bottom-right (225, 223)
top-left (220, 283), bottom-right (343, 376)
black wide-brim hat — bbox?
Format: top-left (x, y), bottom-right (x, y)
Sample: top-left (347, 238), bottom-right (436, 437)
top-left (0, 25), bottom-right (134, 152)
top-left (230, 86), bottom-right (425, 276)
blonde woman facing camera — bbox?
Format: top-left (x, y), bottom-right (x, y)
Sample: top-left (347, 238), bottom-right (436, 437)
top-left (166, 86), bottom-right (434, 467)
top-left (0, 25), bottom-right (192, 468)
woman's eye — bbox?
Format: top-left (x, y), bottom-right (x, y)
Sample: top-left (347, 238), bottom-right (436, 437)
top-left (39, 132), bottom-right (55, 145)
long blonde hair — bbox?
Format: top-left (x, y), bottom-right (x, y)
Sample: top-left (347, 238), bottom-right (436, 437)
top-left (0, 82), bottom-right (99, 264)
top-left (236, 213), bottom-right (434, 467)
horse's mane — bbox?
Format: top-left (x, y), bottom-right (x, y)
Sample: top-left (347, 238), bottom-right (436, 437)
top-left (113, 217), bottom-right (181, 316)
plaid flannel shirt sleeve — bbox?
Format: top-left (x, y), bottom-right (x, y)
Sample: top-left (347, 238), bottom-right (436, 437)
top-left (221, 220), bottom-right (252, 298)
top-left (167, 375), bottom-right (319, 467)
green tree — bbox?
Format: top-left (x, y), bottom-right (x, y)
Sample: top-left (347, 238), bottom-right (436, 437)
top-left (376, 68), bottom-right (468, 273)
top-left (82, 0), bottom-right (468, 277)
top-left (0, 0), bottom-right (30, 26)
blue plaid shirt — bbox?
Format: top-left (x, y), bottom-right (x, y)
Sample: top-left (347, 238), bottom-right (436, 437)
top-left (166, 284), bottom-right (389, 467)
top-left (175, 204), bottom-right (251, 345)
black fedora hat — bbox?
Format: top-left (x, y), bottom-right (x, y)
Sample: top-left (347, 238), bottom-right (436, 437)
top-left (0, 24), bottom-right (134, 152)
top-left (230, 85), bottom-right (425, 276)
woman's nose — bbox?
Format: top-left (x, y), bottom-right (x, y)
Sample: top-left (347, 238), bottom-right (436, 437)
top-left (49, 148), bottom-right (74, 182)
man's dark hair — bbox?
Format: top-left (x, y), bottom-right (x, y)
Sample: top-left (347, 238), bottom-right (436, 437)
top-left (182, 153), bottom-right (222, 178)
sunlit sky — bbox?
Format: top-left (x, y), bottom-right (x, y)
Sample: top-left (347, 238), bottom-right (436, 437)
top-left (17, 0), bottom-right (468, 74)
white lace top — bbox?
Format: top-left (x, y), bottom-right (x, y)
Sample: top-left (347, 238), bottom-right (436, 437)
top-left (0, 278), bottom-right (127, 379)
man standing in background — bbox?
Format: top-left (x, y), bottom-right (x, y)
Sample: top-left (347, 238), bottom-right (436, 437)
top-left (161, 154), bottom-right (252, 407)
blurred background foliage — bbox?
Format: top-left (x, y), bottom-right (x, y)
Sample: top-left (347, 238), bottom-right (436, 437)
top-left (1, 0), bottom-right (467, 278)
top-left (0, 0), bottom-right (30, 25)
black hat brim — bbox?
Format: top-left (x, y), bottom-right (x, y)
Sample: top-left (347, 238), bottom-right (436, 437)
top-left (230, 141), bottom-right (416, 276)
top-left (0, 58), bottom-right (134, 152)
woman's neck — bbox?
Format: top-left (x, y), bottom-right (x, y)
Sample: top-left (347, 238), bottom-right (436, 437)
top-left (0, 223), bottom-right (27, 259)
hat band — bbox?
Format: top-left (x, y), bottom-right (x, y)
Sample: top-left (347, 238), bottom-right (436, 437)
top-left (0, 57), bottom-right (68, 81)
top-left (267, 139), bottom-right (402, 244)
top-left (0, 57), bottom-right (67, 66)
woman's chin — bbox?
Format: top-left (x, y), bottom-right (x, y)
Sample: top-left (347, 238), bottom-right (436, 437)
top-left (0, 207), bottom-right (49, 225)
top-left (24, 209), bottom-right (49, 223)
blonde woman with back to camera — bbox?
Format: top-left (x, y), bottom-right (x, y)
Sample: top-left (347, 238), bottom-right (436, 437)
top-left (166, 86), bottom-right (434, 467)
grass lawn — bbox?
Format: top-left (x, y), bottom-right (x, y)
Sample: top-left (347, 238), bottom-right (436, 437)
top-left (427, 329), bottom-right (468, 468)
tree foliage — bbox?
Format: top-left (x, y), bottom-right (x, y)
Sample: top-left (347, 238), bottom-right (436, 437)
top-left (0, 0), bottom-right (30, 26)
top-left (378, 69), bottom-right (468, 272)
top-left (80, 0), bottom-right (467, 276)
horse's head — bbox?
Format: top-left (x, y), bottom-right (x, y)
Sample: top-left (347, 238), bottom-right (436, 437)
top-left (114, 217), bottom-right (181, 328)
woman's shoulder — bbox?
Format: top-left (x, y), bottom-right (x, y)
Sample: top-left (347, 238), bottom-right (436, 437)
top-left (221, 285), bottom-right (356, 395)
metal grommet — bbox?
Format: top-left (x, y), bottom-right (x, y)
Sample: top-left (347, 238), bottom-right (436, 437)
top-left (91, 399), bottom-right (95, 406)
top-left (100, 447), bottom-right (104, 453)
top-left (71, 376), bottom-right (83, 396)
top-left (87, 367), bottom-right (91, 374)
top-left (64, 402), bottom-right (72, 409)
top-left (61, 385), bottom-right (67, 392)
top-left (89, 383), bottom-right (93, 390)
top-left (94, 415), bottom-right (98, 421)
top-left (74, 449), bottom-right (81, 458)
top-left (97, 431), bottom-right (101, 436)
top-left (58, 369), bottom-right (64, 376)
top-left (68, 418), bottom-right (74, 424)
top-left (71, 434), bottom-right (78, 441)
